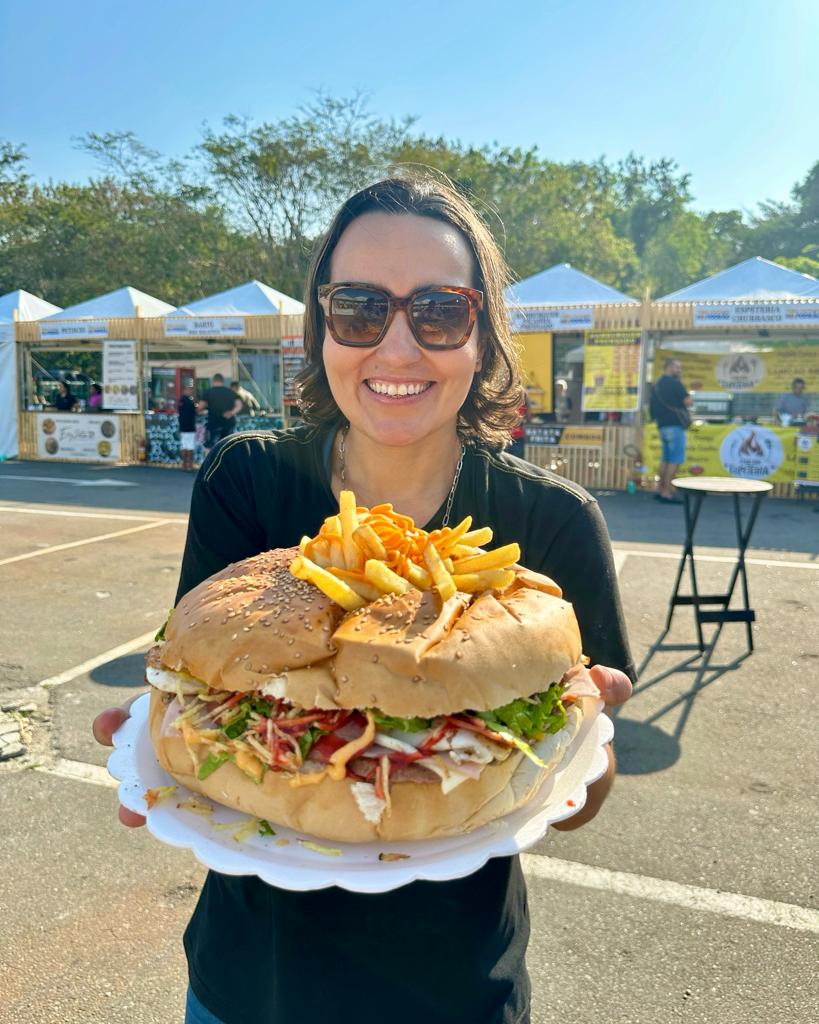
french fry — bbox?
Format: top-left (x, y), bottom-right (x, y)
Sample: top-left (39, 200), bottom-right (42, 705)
top-left (404, 561), bottom-right (433, 590)
top-left (459, 527), bottom-right (493, 548)
top-left (353, 523), bottom-right (387, 561)
top-left (339, 491), bottom-right (362, 571)
top-left (452, 569), bottom-right (515, 593)
top-left (322, 515), bottom-right (342, 537)
top-left (308, 537), bottom-right (333, 568)
top-left (364, 559), bottom-right (412, 596)
top-left (298, 535), bottom-right (310, 555)
top-left (422, 540), bottom-right (457, 602)
top-left (451, 543), bottom-right (521, 575)
top-left (289, 555), bottom-right (365, 611)
top-left (328, 568), bottom-right (384, 603)
top-left (436, 515), bottom-right (473, 556)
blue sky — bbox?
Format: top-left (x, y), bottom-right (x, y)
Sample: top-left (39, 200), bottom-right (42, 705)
top-left (1, 0), bottom-right (816, 216)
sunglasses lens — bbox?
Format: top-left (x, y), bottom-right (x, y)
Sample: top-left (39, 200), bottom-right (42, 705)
top-left (411, 290), bottom-right (471, 347)
top-left (329, 287), bottom-right (389, 345)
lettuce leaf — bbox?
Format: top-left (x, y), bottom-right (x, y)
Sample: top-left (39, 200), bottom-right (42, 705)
top-left (371, 710), bottom-right (431, 733)
top-left (476, 683), bottom-right (567, 740)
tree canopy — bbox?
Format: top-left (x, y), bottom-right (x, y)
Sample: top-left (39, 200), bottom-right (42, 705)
top-left (0, 97), bottom-right (815, 307)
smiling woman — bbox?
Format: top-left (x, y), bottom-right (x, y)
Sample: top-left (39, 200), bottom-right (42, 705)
top-left (93, 171), bottom-right (634, 1024)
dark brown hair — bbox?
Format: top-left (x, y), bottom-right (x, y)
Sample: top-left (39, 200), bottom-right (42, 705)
top-left (295, 172), bottom-right (524, 447)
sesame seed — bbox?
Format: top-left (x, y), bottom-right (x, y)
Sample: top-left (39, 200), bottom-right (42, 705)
top-left (231, 633), bottom-right (238, 641)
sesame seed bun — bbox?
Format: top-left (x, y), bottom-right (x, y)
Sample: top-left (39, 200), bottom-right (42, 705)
top-left (156, 552), bottom-right (581, 716)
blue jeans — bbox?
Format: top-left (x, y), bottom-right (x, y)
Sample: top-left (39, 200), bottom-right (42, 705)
top-left (185, 987), bottom-right (226, 1024)
top-left (659, 424), bottom-right (686, 465)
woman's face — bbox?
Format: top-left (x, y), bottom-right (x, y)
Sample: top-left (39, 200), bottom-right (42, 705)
top-left (59, 382), bottom-right (68, 395)
top-left (323, 212), bottom-right (482, 449)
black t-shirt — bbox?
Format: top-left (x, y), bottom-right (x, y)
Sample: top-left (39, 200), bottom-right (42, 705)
top-left (178, 423), bottom-right (634, 1024)
top-left (650, 375), bottom-right (689, 427)
top-left (178, 395), bottom-right (197, 432)
top-left (202, 385), bottom-right (237, 426)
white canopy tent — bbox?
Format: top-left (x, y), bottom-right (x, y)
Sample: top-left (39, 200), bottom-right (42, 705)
top-left (38, 285), bottom-right (175, 322)
top-left (167, 280), bottom-right (305, 318)
top-left (506, 263), bottom-right (639, 308)
top-left (0, 290), bottom-right (62, 458)
top-left (657, 256), bottom-right (819, 302)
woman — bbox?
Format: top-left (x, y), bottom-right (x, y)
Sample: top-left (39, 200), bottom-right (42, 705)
top-left (87, 383), bottom-right (103, 410)
top-left (54, 380), bottom-right (78, 412)
top-left (94, 174), bottom-right (633, 1024)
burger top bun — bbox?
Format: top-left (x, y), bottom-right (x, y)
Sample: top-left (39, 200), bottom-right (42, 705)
top-left (157, 549), bottom-right (581, 718)
top-left (331, 570), bottom-right (581, 718)
top-left (160, 547), bottom-right (344, 693)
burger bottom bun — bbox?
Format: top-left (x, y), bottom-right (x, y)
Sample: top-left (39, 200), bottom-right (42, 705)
top-left (149, 690), bottom-right (585, 843)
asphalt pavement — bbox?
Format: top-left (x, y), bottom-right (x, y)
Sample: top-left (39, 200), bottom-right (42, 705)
top-left (1, 458), bottom-right (817, 1024)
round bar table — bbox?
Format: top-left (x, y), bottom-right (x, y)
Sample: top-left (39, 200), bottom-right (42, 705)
top-left (658, 476), bottom-right (772, 672)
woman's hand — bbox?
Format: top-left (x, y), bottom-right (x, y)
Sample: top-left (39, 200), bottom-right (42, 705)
top-left (92, 695), bottom-right (147, 828)
top-left (551, 663), bottom-right (632, 832)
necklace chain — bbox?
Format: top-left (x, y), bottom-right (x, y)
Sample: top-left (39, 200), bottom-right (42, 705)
top-left (337, 425), bottom-right (464, 528)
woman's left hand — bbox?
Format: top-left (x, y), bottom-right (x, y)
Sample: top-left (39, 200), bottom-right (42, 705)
top-left (551, 663), bottom-right (632, 831)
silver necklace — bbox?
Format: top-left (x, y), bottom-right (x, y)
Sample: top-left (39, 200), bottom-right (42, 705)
top-left (337, 425), bottom-right (464, 527)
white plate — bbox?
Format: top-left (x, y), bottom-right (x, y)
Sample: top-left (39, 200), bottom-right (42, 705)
top-left (108, 693), bottom-right (613, 893)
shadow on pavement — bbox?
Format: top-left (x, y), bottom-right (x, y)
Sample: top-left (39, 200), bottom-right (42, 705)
top-left (89, 651), bottom-right (148, 687)
top-left (609, 718), bottom-right (680, 775)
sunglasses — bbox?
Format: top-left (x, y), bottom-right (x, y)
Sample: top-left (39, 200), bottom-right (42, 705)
top-left (318, 282), bottom-right (484, 350)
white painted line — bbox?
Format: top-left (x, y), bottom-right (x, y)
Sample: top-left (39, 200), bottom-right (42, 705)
top-left (612, 548), bottom-right (819, 571)
top-left (35, 758), bottom-right (117, 789)
top-left (0, 519), bottom-right (177, 567)
top-left (39, 629), bottom-right (158, 688)
top-left (0, 505), bottom-right (177, 523)
top-left (521, 854), bottom-right (819, 934)
top-left (612, 551), bottom-right (629, 576)
top-left (0, 473), bottom-right (137, 487)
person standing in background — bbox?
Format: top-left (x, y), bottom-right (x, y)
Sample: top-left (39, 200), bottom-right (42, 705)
top-left (178, 383), bottom-right (197, 472)
top-left (650, 357), bottom-right (692, 503)
top-left (230, 379), bottom-right (260, 415)
top-left (87, 383), bottom-right (103, 410)
top-left (775, 377), bottom-right (808, 424)
top-left (198, 373), bottom-right (241, 453)
top-left (54, 380), bottom-right (79, 412)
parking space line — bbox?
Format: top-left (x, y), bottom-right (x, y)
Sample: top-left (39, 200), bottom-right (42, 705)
top-left (0, 519), bottom-right (180, 567)
top-left (35, 758), bottom-right (118, 789)
top-left (612, 547), bottom-right (819, 570)
top-left (521, 854), bottom-right (819, 934)
top-left (39, 629), bottom-right (158, 688)
top-left (0, 505), bottom-right (178, 523)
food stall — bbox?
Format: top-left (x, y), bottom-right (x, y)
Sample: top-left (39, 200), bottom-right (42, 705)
top-left (1, 290), bottom-right (62, 459)
top-left (154, 280), bottom-right (305, 465)
top-left (505, 264), bottom-right (644, 489)
top-left (15, 286), bottom-right (175, 464)
top-left (646, 257), bottom-right (819, 497)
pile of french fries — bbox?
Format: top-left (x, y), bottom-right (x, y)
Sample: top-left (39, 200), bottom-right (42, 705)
top-left (289, 490), bottom-right (520, 611)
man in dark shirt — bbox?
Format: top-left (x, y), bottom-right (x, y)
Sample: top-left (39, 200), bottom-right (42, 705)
top-left (197, 373), bottom-right (241, 453)
top-left (650, 358), bottom-right (692, 503)
top-left (177, 384), bottom-right (198, 472)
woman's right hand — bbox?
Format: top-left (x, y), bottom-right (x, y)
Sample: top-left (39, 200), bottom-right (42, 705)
top-left (92, 696), bottom-right (147, 828)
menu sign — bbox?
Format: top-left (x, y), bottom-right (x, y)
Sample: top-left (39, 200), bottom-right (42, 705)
top-left (37, 414), bottom-right (121, 462)
top-left (103, 340), bottom-right (139, 410)
top-left (281, 336), bottom-right (305, 402)
top-left (582, 331), bottom-right (642, 411)
top-left (525, 425), bottom-right (604, 447)
top-left (164, 317), bottom-right (245, 337)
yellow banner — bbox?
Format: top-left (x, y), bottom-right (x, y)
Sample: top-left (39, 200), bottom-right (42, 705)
top-left (656, 347), bottom-right (819, 393)
top-left (582, 331), bottom-right (642, 411)
top-left (795, 433), bottom-right (819, 485)
top-left (516, 332), bottom-right (553, 413)
top-left (644, 422), bottom-right (798, 483)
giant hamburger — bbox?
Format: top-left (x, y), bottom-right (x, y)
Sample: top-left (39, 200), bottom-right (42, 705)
top-left (147, 495), bottom-right (598, 843)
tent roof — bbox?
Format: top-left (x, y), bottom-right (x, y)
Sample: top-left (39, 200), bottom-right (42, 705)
top-left (41, 286), bottom-right (175, 320)
top-left (657, 257), bottom-right (819, 302)
top-left (169, 280), bottom-right (305, 317)
top-left (505, 263), bottom-right (638, 307)
top-left (0, 289), bottom-right (62, 323)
